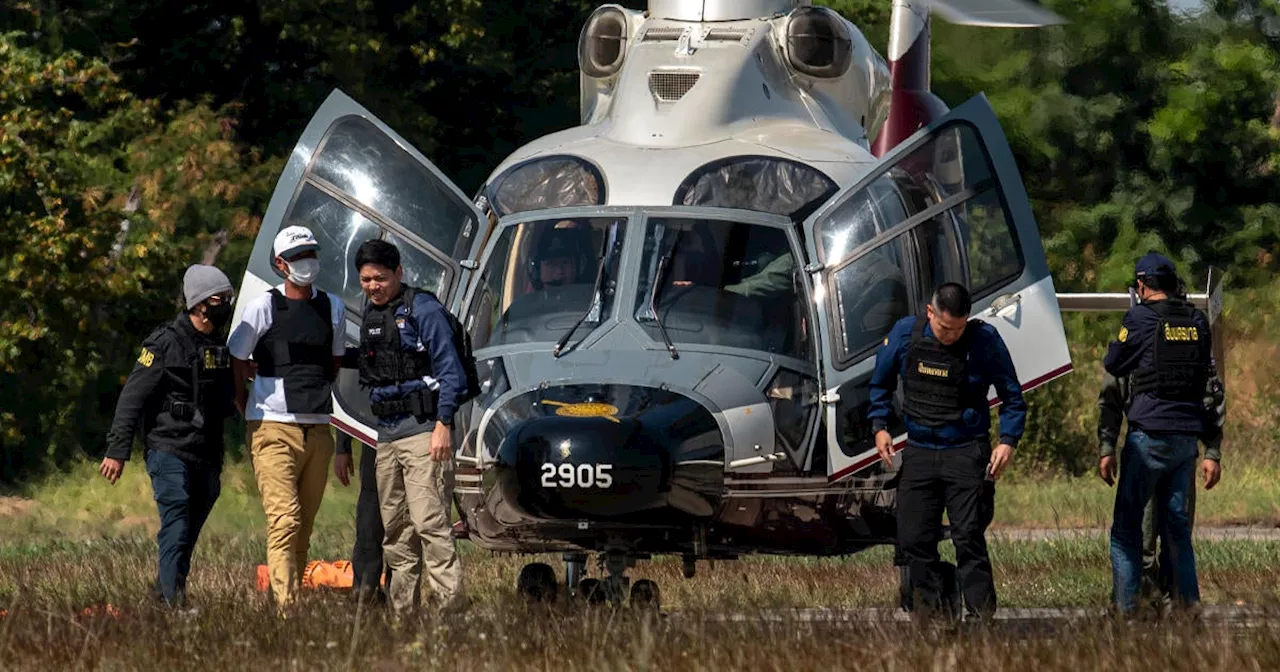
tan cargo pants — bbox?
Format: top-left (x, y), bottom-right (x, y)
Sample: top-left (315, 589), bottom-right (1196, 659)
top-left (247, 421), bottom-right (334, 609)
top-left (376, 431), bottom-right (463, 615)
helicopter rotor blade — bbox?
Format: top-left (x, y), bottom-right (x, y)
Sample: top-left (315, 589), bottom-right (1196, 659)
top-left (927, 0), bottom-right (1067, 27)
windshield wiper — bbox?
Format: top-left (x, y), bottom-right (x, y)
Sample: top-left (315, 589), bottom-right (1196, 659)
top-left (644, 227), bottom-right (682, 360)
top-left (553, 221), bottom-right (619, 358)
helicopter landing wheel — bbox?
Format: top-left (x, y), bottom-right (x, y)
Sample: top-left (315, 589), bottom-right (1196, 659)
top-left (630, 579), bottom-right (660, 611)
top-left (517, 562), bottom-right (559, 603)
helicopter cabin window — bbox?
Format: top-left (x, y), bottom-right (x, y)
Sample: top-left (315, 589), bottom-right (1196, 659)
top-left (674, 156), bottom-right (838, 220)
top-left (464, 217), bottom-right (625, 350)
top-left (485, 156), bottom-right (606, 217)
top-left (310, 116), bottom-right (478, 259)
top-left (634, 218), bottom-right (810, 360)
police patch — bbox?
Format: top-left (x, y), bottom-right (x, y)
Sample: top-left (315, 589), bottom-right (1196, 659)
top-left (137, 348), bottom-right (155, 367)
top-left (396, 317), bottom-right (407, 329)
top-left (1118, 326), bottom-right (1128, 343)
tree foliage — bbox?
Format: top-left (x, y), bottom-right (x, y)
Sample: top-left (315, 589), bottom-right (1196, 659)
top-left (0, 33), bottom-right (270, 480)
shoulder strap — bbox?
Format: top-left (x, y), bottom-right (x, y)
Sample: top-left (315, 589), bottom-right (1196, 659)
top-left (401, 285), bottom-right (417, 317)
top-left (910, 315), bottom-right (927, 344)
top-left (269, 288), bottom-right (287, 311)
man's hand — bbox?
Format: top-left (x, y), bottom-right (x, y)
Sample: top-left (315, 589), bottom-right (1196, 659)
top-left (430, 423), bottom-right (452, 462)
top-left (1099, 456), bottom-right (1117, 487)
top-left (874, 430), bottom-right (894, 466)
top-left (234, 393), bottom-right (247, 418)
top-left (1201, 458), bottom-right (1221, 490)
top-left (334, 453), bottom-right (354, 487)
top-left (988, 443), bottom-right (1015, 481)
top-left (99, 457), bottom-right (125, 485)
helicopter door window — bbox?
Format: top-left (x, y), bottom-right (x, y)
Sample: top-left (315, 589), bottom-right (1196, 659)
top-left (911, 214), bottom-right (967, 295)
top-left (383, 230), bottom-right (450, 298)
top-left (829, 235), bottom-right (912, 361)
top-left (310, 117), bottom-right (476, 258)
top-left (954, 189), bottom-right (1023, 297)
top-left (463, 217), bottom-right (626, 349)
top-left (817, 175), bottom-right (910, 264)
top-left (279, 183), bottom-right (383, 312)
top-left (634, 218), bottom-right (810, 359)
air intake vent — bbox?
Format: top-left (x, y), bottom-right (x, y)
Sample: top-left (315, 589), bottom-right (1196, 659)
top-left (643, 26), bottom-right (685, 41)
top-left (705, 28), bottom-right (749, 41)
top-left (648, 71), bottom-right (700, 102)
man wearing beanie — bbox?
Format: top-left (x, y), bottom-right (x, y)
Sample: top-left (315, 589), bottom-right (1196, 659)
top-left (228, 225), bottom-right (345, 612)
top-left (102, 264), bottom-right (237, 609)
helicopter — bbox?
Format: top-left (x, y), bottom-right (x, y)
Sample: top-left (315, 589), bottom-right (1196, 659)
top-left (229, 0), bottom-right (1102, 608)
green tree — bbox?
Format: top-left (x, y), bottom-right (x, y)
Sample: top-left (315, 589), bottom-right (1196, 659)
top-left (0, 33), bottom-right (271, 480)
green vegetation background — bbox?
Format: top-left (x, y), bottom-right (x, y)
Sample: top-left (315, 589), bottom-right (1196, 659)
top-left (2, 0), bottom-right (1279, 484)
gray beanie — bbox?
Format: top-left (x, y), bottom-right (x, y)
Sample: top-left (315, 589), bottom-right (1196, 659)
top-left (183, 264), bottom-right (234, 309)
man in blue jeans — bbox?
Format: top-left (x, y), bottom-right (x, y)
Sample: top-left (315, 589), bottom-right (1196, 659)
top-left (101, 265), bottom-right (237, 608)
top-left (1103, 252), bottom-right (1215, 617)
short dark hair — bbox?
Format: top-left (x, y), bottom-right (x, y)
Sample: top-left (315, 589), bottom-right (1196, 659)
top-left (931, 282), bottom-right (972, 317)
top-left (1139, 273), bottom-right (1179, 294)
top-left (355, 239), bottom-right (400, 272)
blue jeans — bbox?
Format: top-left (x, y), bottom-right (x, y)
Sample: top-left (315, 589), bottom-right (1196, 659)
top-left (1110, 430), bottom-right (1199, 613)
top-left (146, 450), bottom-right (221, 606)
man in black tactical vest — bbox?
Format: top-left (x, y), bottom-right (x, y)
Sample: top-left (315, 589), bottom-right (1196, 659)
top-left (1103, 252), bottom-right (1214, 618)
top-left (228, 225), bottom-right (346, 611)
top-left (102, 264), bottom-right (237, 609)
top-left (867, 283), bottom-right (1026, 622)
top-left (353, 239), bottom-right (471, 618)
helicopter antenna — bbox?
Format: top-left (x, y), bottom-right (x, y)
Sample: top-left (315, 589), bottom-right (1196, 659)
top-left (872, 0), bottom-right (1065, 157)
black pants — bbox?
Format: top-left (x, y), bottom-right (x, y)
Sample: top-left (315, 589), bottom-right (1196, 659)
top-left (146, 450), bottom-right (220, 606)
top-left (351, 442), bottom-right (391, 592)
top-left (897, 443), bottom-right (997, 617)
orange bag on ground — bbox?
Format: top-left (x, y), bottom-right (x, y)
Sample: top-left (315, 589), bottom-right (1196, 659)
top-left (255, 560), bottom-right (385, 592)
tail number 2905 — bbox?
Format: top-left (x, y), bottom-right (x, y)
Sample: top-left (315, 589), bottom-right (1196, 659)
top-left (540, 463), bottom-right (614, 488)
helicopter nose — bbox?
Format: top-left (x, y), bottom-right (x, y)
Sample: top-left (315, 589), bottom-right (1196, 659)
top-left (490, 386), bottom-right (725, 521)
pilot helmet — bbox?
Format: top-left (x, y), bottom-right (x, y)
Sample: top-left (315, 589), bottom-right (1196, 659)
top-left (528, 220), bottom-right (593, 290)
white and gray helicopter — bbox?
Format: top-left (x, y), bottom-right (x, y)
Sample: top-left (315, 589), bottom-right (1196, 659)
top-left (229, 0), bottom-right (1224, 607)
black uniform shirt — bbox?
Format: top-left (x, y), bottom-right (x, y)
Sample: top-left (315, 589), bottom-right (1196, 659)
top-left (105, 315), bottom-right (232, 465)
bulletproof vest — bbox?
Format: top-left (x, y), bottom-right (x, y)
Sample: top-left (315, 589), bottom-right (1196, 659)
top-left (359, 286), bottom-right (434, 389)
top-left (252, 289), bottom-right (335, 414)
top-left (158, 321), bottom-right (232, 429)
top-left (1131, 299), bottom-right (1211, 402)
top-left (901, 316), bottom-right (973, 428)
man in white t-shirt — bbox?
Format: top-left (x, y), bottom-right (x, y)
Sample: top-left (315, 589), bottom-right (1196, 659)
top-left (228, 225), bottom-right (345, 611)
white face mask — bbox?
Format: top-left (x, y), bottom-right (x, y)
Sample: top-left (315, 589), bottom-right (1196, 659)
top-left (285, 258), bottom-right (320, 286)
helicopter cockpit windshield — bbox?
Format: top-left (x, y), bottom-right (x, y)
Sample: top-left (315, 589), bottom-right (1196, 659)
top-left (635, 217), bottom-right (811, 360)
top-left (466, 216), bottom-right (625, 350)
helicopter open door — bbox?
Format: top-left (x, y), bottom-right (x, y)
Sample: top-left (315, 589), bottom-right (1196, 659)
top-left (802, 93), bottom-right (1072, 481)
top-left (232, 89), bottom-right (489, 446)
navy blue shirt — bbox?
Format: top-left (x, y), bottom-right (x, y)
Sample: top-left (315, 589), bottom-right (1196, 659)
top-left (368, 289), bottom-right (466, 441)
top-left (1102, 299), bottom-right (1211, 435)
top-left (868, 316), bottom-right (1026, 449)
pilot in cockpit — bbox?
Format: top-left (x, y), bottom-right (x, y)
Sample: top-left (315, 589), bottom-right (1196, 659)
top-left (528, 220), bottom-right (593, 290)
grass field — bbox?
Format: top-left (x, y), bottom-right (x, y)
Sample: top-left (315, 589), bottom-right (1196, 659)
top-left (2, 531), bottom-right (1279, 670)
top-left (4, 454), bottom-right (1279, 669)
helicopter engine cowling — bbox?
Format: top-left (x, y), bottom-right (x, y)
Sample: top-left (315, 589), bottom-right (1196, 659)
top-left (488, 384), bottom-right (725, 522)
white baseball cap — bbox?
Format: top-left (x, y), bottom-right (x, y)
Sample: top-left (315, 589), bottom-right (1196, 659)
top-left (273, 225), bottom-right (319, 260)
